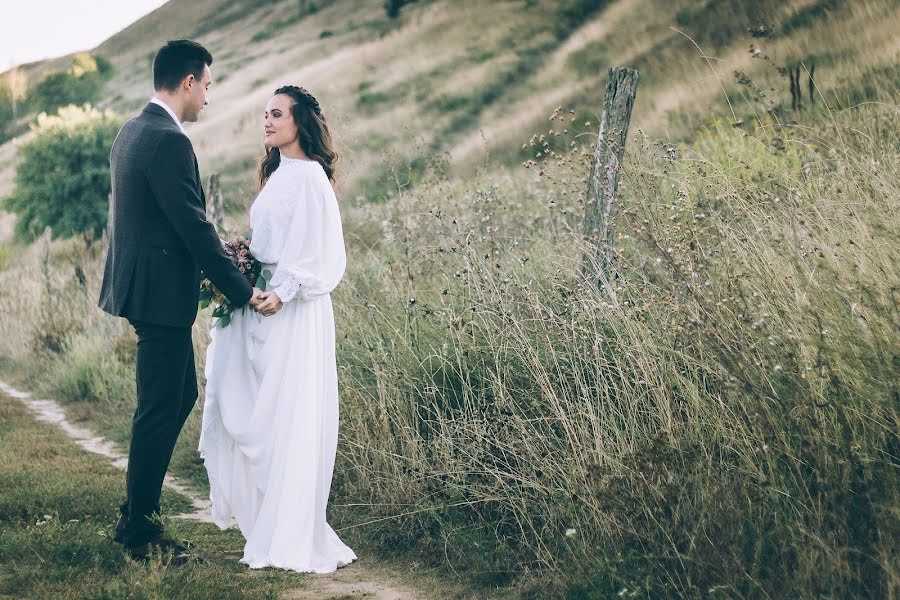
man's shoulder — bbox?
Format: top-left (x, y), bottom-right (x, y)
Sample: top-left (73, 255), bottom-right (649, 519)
top-left (116, 114), bottom-right (191, 160)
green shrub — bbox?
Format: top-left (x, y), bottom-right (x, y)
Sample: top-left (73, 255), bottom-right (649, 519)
top-left (4, 104), bottom-right (122, 241)
top-left (27, 53), bottom-right (112, 116)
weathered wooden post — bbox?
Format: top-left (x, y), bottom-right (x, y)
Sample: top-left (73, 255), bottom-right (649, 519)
top-left (790, 65), bottom-right (805, 112)
top-left (808, 62), bottom-right (815, 108)
top-left (206, 172), bottom-right (225, 232)
top-left (581, 67), bottom-right (639, 287)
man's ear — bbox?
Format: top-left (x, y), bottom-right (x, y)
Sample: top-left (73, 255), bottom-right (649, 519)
top-left (183, 74), bottom-right (195, 92)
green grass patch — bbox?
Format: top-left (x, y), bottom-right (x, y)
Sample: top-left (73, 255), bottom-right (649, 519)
top-left (352, 155), bottom-right (431, 203)
top-left (356, 90), bottom-right (397, 115)
top-left (0, 241), bottom-right (12, 271)
top-left (0, 392), bottom-right (308, 598)
top-left (566, 41), bottom-right (608, 77)
top-left (469, 47), bottom-right (497, 63)
top-left (250, 0), bottom-right (321, 43)
top-left (780, 0), bottom-right (843, 35)
top-left (831, 62), bottom-right (900, 107)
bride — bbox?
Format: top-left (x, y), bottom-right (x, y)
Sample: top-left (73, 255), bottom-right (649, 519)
top-left (198, 85), bottom-right (358, 573)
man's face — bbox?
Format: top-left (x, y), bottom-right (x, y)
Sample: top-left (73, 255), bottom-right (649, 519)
top-left (183, 64), bottom-right (211, 122)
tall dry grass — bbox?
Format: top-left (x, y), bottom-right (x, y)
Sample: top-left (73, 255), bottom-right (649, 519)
top-left (326, 103), bottom-right (899, 596)
top-left (0, 101), bottom-right (896, 597)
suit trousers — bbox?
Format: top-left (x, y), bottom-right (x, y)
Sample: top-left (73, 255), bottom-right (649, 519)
top-left (118, 319), bottom-right (197, 546)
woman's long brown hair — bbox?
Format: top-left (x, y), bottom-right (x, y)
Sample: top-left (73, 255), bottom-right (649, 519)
top-left (257, 85), bottom-right (338, 188)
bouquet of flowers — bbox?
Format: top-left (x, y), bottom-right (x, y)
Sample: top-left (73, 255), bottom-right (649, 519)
top-left (198, 234), bottom-right (272, 327)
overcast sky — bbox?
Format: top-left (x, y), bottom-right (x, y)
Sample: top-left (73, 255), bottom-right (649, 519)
top-left (0, 0), bottom-right (170, 72)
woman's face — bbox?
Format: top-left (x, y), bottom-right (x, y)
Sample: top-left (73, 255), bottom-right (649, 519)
top-left (263, 94), bottom-right (298, 149)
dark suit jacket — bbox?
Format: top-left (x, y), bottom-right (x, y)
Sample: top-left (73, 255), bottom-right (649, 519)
top-left (98, 102), bottom-right (253, 327)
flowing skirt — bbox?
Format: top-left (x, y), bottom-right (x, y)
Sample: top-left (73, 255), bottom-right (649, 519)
top-left (198, 274), bottom-right (357, 573)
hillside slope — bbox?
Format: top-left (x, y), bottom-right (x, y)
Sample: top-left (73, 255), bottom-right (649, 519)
top-left (1, 0), bottom-right (898, 210)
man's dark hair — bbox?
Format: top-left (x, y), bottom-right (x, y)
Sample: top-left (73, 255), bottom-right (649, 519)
top-left (152, 40), bottom-right (213, 92)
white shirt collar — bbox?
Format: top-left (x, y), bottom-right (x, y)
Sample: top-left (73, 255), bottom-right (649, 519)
top-left (149, 96), bottom-right (188, 135)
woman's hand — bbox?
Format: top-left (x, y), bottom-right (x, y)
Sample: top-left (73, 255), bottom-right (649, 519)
top-left (255, 291), bottom-right (283, 317)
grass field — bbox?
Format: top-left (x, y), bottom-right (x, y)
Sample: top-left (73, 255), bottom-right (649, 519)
top-left (1, 97), bottom-right (897, 597)
top-left (2, 0), bottom-right (899, 205)
top-left (0, 390), bottom-right (311, 599)
top-left (0, 0), bottom-right (897, 597)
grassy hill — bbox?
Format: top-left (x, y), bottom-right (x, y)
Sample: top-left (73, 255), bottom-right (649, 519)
top-left (1, 0), bottom-right (898, 217)
top-left (0, 1), bottom-right (897, 596)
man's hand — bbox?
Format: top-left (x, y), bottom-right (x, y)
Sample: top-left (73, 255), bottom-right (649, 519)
top-left (256, 291), bottom-right (283, 317)
top-left (248, 287), bottom-right (266, 309)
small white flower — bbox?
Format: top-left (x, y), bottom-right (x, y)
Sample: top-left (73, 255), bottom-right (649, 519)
top-left (565, 528), bottom-right (577, 537)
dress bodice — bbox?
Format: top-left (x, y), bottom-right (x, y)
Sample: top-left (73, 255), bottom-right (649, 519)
top-left (247, 156), bottom-right (346, 304)
top-left (249, 157), bottom-right (320, 264)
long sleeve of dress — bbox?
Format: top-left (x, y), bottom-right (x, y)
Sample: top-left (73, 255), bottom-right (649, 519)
top-left (269, 170), bottom-right (346, 304)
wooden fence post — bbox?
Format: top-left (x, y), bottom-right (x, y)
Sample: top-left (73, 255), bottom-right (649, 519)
top-left (808, 62), bottom-right (815, 108)
top-left (206, 172), bottom-right (225, 233)
top-left (789, 62), bottom-right (815, 111)
top-left (789, 66), bottom-right (799, 112)
top-left (581, 67), bottom-right (639, 286)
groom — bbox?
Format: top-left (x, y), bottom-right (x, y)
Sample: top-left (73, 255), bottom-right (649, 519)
top-left (98, 39), bottom-right (264, 563)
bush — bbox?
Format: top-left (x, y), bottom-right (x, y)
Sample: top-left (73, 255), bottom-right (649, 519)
top-left (27, 53), bottom-right (112, 116)
top-left (4, 104), bottom-right (122, 241)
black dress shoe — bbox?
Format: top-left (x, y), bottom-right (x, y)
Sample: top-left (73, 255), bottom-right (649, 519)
top-left (113, 513), bottom-right (128, 544)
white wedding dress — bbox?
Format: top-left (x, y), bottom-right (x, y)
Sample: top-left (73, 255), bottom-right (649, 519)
top-left (198, 155), bottom-right (358, 573)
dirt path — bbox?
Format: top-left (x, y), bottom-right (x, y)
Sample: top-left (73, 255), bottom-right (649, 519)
top-left (0, 378), bottom-right (431, 599)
